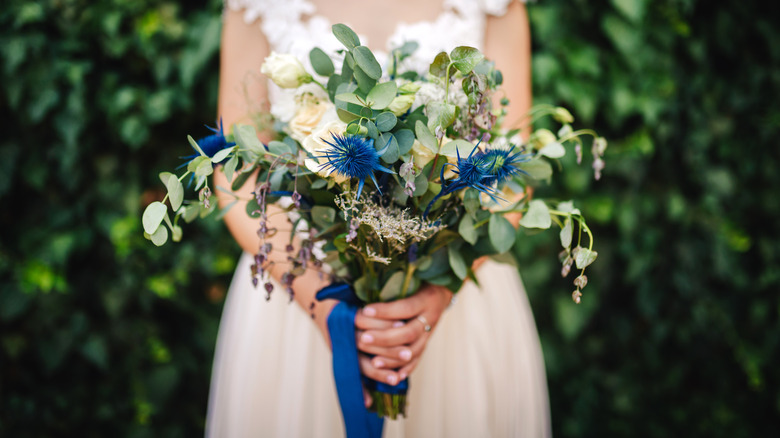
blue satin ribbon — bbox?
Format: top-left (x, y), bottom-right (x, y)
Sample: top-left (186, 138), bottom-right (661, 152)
top-left (316, 283), bottom-right (408, 438)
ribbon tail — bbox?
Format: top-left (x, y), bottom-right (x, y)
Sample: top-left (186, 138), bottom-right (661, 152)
top-left (327, 302), bottom-right (385, 438)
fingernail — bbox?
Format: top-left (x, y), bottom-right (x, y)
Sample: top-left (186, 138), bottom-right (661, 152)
top-left (387, 374), bottom-right (398, 385)
top-left (392, 321), bottom-right (404, 328)
top-left (361, 333), bottom-right (374, 343)
top-left (399, 349), bottom-right (412, 361)
top-left (373, 358), bottom-right (385, 368)
top-left (399, 372), bottom-right (407, 380)
top-left (363, 307), bottom-right (376, 316)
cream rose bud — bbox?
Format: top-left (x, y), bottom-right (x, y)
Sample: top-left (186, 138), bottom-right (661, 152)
top-left (388, 94), bottom-right (416, 116)
top-left (301, 121), bottom-right (349, 183)
top-left (261, 52), bottom-right (312, 89)
top-left (289, 100), bottom-right (335, 144)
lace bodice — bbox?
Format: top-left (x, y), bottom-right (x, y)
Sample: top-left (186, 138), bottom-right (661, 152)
top-left (225, 0), bottom-right (522, 121)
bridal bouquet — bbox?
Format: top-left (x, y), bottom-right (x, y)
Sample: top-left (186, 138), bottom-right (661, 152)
top-left (142, 24), bottom-right (605, 421)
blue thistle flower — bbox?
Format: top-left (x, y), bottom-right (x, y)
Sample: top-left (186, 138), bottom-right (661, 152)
top-left (423, 144), bottom-right (499, 218)
top-left (318, 134), bottom-right (394, 199)
top-left (182, 118), bottom-right (236, 165)
top-left (478, 145), bottom-right (532, 185)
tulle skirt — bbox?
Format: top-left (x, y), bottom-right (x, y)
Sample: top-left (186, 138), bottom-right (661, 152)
top-left (206, 253), bottom-right (551, 437)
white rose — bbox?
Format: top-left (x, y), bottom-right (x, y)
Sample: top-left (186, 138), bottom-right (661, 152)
top-left (412, 82), bottom-right (446, 111)
top-left (289, 100), bottom-right (334, 144)
top-left (261, 52), bottom-right (312, 89)
top-left (301, 120), bottom-right (349, 183)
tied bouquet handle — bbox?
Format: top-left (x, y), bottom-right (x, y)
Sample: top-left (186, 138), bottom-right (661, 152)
top-left (141, 23), bottom-right (607, 434)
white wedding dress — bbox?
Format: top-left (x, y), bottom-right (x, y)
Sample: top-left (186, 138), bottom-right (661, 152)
top-left (207, 1), bottom-right (551, 437)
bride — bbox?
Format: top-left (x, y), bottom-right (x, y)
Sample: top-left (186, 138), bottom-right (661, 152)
top-left (207, 0), bottom-right (551, 436)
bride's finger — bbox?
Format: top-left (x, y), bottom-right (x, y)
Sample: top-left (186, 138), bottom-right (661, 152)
top-left (354, 312), bottom-right (402, 331)
top-left (359, 354), bottom-right (402, 386)
top-left (396, 356), bottom-right (421, 381)
top-left (356, 342), bottom-right (417, 364)
top-left (358, 324), bottom-right (419, 348)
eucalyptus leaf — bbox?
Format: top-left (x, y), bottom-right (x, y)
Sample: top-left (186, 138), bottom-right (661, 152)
top-left (539, 141), bottom-right (566, 159)
top-left (233, 124), bottom-right (265, 154)
top-left (413, 171), bottom-right (428, 196)
top-left (557, 200), bottom-right (581, 215)
top-left (366, 82), bottom-right (397, 109)
top-left (489, 215), bottom-right (516, 253)
top-left (519, 200), bottom-right (552, 229)
top-left (378, 133), bottom-right (399, 164)
top-left (519, 158), bottom-right (553, 182)
top-left (224, 155), bottom-right (238, 182)
top-left (187, 135), bottom-right (207, 157)
top-left (311, 206), bottom-right (336, 229)
top-left (352, 46), bottom-right (382, 80)
top-left (379, 271), bottom-right (406, 301)
top-left (309, 47), bottom-right (335, 76)
top-left (439, 139), bottom-right (476, 158)
top-left (415, 121), bottom-right (438, 153)
top-left (211, 146), bottom-right (234, 163)
top-left (267, 141), bottom-right (289, 156)
top-left (448, 246), bottom-right (468, 280)
top-left (394, 129), bottom-right (415, 154)
top-left (560, 217), bottom-right (573, 248)
top-left (335, 92), bottom-right (365, 106)
top-left (574, 248), bottom-right (598, 269)
top-left (165, 174), bottom-right (184, 211)
top-left (158, 172), bottom-right (175, 186)
top-left (187, 156), bottom-right (209, 173)
top-left (450, 46), bottom-right (484, 75)
top-left (353, 275), bottom-right (370, 303)
top-left (182, 204), bottom-right (200, 223)
top-left (352, 65), bottom-right (376, 94)
top-left (150, 225), bottom-right (168, 246)
top-left (142, 201), bottom-right (167, 235)
top-left (459, 214), bottom-right (478, 245)
top-left (375, 112), bottom-right (397, 131)
top-left (332, 24), bottom-right (360, 49)
top-left (231, 164), bottom-right (256, 191)
top-left (366, 120), bottom-right (379, 139)
top-left (311, 179), bottom-right (327, 189)
top-left (195, 157), bottom-right (214, 178)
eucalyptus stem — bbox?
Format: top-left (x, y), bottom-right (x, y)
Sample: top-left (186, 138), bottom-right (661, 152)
top-left (558, 129), bottom-right (599, 144)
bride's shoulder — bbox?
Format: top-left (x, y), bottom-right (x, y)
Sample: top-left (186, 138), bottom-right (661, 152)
top-left (475, 0), bottom-right (533, 16)
top-left (225, 0), bottom-right (315, 25)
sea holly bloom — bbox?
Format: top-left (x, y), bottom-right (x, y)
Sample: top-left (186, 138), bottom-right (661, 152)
top-left (183, 119), bottom-right (235, 164)
top-left (424, 143), bottom-right (498, 218)
top-left (318, 134), bottom-right (395, 199)
top-left (479, 145), bottom-right (532, 186)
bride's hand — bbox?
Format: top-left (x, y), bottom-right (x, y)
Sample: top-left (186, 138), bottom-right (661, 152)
top-left (354, 284), bottom-right (453, 384)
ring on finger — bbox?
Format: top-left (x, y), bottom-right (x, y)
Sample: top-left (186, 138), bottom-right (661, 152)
top-left (416, 315), bottom-right (432, 332)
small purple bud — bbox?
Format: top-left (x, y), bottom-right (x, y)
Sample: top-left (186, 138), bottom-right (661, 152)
top-left (404, 180), bottom-right (415, 197)
top-left (286, 244), bottom-right (295, 253)
top-left (574, 275), bottom-right (588, 289)
top-left (575, 144), bottom-right (582, 165)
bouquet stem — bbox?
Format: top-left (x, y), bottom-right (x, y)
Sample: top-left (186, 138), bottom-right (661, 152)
top-left (369, 389), bottom-right (407, 419)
